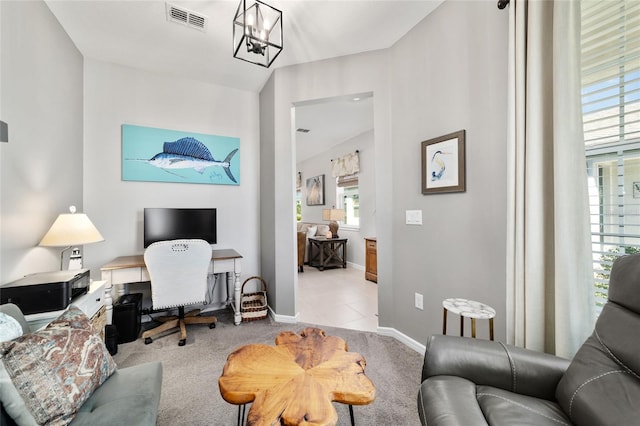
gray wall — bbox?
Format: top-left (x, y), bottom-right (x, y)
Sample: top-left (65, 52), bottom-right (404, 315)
top-left (297, 129), bottom-right (376, 268)
top-left (0, 1), bottom-right (262, 300)
top-left (81, 59), bottom-right (262, 288)
top-left (0, 0), bottom-right (3, 281)
top-left (2, 0), bottom-right (509, 347)
top-left (389, 1), bottom-right (508, 342)
top-left (261, 0), bottom-right (508, 343)
top-left (0, 0), bottom-right (84, 282)
top-left (261, 51), bottom-right (393, 320)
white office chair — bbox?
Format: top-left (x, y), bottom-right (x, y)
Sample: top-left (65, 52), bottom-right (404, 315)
top-left (141, 239), bottom-right (216, 346)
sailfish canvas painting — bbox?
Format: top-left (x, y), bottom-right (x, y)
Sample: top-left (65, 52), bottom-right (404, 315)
top-left (122, 124), bottom-right (240, 185)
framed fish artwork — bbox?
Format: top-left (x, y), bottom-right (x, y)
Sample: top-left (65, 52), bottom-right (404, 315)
top-left (122, 124), bottom-right (240, 185)
top-left (421, 130), bottom-right (465, 194)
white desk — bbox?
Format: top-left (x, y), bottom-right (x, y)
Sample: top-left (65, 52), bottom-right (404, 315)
top-left (100, 249), bottom-right (243, 325)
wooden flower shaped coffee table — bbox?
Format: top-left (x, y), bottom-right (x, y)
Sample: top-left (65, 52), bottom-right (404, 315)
top-left (218, 327), bottom-right (376, 426)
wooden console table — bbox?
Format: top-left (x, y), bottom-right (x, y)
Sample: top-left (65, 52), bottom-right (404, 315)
top-left (308, 237), bottom-right (348, 271)
top-left (365, 237), bottom-right (377, 283)
top-left (100, 249), bottom-right (243, 325)
top-left (219, 327), bottom-right (375, 425)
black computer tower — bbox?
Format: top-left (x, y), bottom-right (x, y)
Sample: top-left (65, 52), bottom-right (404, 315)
top-left (113, 293), bottom-right (142, 343)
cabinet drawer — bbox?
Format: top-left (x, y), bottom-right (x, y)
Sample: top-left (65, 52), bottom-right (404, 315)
top-left (366, 240), bottom-right (377, 249)
top-left (73, 281), bottom-right (106, 319)
top-left (112, 269), bottom-right (144, 284)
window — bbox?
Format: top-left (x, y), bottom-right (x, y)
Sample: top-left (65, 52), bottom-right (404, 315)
top-left (296, 190), bottom-right (302, 222)
top-left (581, 0), bottom-right (640, 309)
top-left (336, 174), bottom-right (359, 227)
top-left (337, 186), bottom-right (359, 227)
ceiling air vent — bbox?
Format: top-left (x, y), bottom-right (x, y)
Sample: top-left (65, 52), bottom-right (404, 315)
top-left (166, 2), bottom-right (208, 32)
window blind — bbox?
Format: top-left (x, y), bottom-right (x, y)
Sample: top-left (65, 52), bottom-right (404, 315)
top-left (582, 0), bottom-right (640, 310)
top-left (581, 0), bottom-right (640, 148)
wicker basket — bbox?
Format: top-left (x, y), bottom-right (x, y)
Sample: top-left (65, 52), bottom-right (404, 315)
top-left (240, 276), bottom-right (268, 322)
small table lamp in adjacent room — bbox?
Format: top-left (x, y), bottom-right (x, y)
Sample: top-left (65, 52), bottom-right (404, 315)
top-left (322, 208), bottom-right (345, 238)
top-left (39, 205), bottom-right (104, 270)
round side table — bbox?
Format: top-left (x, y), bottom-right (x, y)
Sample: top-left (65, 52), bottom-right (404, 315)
top-left (442, 298), bottom-right (496, 340)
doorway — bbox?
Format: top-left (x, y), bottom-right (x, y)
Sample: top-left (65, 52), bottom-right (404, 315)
top-left (293, 93), bottom-right (377, 331)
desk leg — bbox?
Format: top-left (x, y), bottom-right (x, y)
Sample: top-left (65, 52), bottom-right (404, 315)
top-left (226, 272), bottom-right (233, 309)
top-left (232, 262), bottom-right (242, 325)
top-left (102, 270), bottom-right (114, 325)
top-left (104, 281), bottom-right (114, 325)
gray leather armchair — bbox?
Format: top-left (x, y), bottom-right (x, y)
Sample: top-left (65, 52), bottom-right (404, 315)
top-left (418, 253), bottom-right (640, 425)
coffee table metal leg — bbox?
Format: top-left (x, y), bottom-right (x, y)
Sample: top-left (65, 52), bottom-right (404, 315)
top-left (237, 404), bottom-right (246, 426)
top-left (349, 404), bottom-right (355, 425)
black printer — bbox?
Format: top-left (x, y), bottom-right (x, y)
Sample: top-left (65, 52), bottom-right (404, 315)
top-left (0, 269), bottom-right (90, 315)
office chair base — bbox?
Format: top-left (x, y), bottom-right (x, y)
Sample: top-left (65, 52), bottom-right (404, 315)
top-left (141, 307), bottom-right (217, 346)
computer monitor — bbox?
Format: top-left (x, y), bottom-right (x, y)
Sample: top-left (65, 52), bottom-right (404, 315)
top-left (143, 208), bottom-right (217, 248)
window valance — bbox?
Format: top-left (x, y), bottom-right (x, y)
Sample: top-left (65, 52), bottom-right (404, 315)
top-left (331, 151), bottom-right (360, 178)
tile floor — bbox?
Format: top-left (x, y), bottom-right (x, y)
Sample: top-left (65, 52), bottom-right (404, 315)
top-left (296, 265), bottom-right (378, 332)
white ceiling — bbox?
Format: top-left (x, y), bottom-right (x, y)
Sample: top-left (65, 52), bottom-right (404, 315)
top-left (295, 93), bottom-right (373, 162)
top-left (43, 0), bottom-right (442, 160)
top-left (44, 0), bottom-right (443, 92)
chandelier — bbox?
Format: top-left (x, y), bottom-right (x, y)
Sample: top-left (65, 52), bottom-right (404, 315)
top-left (233, 0), bottom-right (283, 68)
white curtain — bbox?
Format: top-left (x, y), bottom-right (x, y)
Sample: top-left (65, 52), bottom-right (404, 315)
top-left (506, 0), bottom-right (594, 358)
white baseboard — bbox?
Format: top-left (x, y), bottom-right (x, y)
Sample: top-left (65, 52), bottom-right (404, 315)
top-left (269, 306), bottom-right (298, 323)
top-left (377, 326), bottom-right (426, 354)
top-left (347, 262), bottom-right (364, 271)
top-left (267, 307), bottom-right (425, 354)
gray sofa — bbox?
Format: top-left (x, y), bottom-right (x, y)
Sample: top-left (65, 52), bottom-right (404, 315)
top-left (0, 303), bottom-right (163, 426)
top-left (418, 253), bottom-right (640, 425)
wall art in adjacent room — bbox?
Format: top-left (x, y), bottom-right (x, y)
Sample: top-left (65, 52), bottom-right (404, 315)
top-left (306, 174), bottom-right (325, 206)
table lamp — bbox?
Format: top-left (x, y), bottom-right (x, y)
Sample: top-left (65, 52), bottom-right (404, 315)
top-left (322, 208), bottom-right (345, 238)
top-left (39, 205), bottom-right (104, 270)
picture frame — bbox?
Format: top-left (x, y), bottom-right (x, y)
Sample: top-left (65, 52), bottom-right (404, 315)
top-left (306, 174), bottom-right (325, 206)
top-left (421, 130), bottom-right (466, 194)
top-left (633, 182), bottom-right (640, 199)
top-left (122, 124), bottom-right (240, 185)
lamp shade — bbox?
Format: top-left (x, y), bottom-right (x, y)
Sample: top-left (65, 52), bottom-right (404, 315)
top-left (322, 209), bottom-right (345, 222)
top-left (39, 210), bottom-right (104, 247)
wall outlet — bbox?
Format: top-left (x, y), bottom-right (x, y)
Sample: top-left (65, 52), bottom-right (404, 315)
top-left (414, 292), bottom-right (424, 310)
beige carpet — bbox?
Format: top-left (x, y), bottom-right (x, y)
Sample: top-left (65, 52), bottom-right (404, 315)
top-left (113, 308), bottom-right (423, 425)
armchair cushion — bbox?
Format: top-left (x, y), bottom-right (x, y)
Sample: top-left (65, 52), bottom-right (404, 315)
top-left (418, 335), bottom-right (572, 426)
top-left (422, 335), bottom-right (570, 400)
